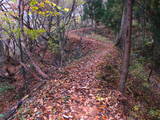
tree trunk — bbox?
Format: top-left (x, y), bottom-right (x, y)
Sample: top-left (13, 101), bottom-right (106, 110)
top-left (18, 0), bottom-right (29, 94)
top-left (153, 28), bottom-right (160, 73)
top-left (0, 40), bottom-right (4, 57)
top-left (18, 0), bottom-right (24, 62)
top-left (115, 0), bottom-right (127, 50)
top-left (148, 1), bottom-right (160, 73)
top-left (119, 0), bottom-right (133, 93)
top-left (55, 0), bottom-right (62, 66)
top-left (0, 40), bottom-right (5, 64)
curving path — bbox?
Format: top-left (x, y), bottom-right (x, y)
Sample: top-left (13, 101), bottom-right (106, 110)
top-left (14, 28), bottom-right (125, 120)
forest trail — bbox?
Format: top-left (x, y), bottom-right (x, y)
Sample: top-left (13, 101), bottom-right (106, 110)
top-left (14, 28), bottom-right (125, 120)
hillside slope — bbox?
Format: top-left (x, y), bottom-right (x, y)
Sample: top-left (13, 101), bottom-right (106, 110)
top-left (13, 28), bottom-right (125, 120)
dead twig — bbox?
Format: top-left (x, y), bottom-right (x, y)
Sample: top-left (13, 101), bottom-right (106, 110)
top-left (2, 80), bottom-right (46, 120)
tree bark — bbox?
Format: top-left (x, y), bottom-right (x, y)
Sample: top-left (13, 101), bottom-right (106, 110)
top-left (119, 0), bottom-right (133, 93)
top-left (153, 29), bottom-right (160, 73)
top-left (18, 0), bottom-right (24, 62)
top-left (115, 0), bottom-right (127, 50)
top-left (0, 40), bottom-right (4, 57)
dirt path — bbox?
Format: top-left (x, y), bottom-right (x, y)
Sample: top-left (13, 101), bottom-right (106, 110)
top-left (14, 28), bottom-right (125, 120)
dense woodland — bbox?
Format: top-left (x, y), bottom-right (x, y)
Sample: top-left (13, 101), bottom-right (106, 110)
top-left (0, 0), bottom-right (160, 120)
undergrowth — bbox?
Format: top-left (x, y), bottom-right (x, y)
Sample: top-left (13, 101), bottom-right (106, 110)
top-left (0, 82), bottom-right (15, 94)
top-left (97, 56), bottom-right (160, 120)
top-left (128, 57), bottom-right (160, 120)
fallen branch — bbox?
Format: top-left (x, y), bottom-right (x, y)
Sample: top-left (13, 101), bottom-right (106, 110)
top-left (22, 45), bottom-right (49, 80)
top-left (20, 62), bottom-right (42, 81)
top-left (2, 81), bottom-right (46, 120)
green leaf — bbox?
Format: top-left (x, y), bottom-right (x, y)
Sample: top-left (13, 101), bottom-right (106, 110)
top-left (0, 114), bottom-right (4, 118)
top-left (133, 105), bottom-right (140, 111)
top-left (11, 0), bottom-right (17, 2)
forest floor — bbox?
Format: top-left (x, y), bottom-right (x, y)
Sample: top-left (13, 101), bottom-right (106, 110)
top-left (1, 27), bottom-right (160, 120)
top-left (10, 27), bottom-right (127, 120)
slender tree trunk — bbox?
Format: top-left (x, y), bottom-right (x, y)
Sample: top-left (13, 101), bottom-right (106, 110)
top-left (153, 29), bottom-right (160, 73)
top-left (149, 1), bottom-right (160, 73)
top-left (55, 0), bottom-right (63, 66)
top-left (119, 0), bottom-right (133, 93)
top-left (0, 40), bottom-right (4, 57)
top-left (18, 0), bottom-right (24, 62)
top-left (115, 0), bottom-right (127, 50)
top-left (18, 0), bottom-right (29, 95)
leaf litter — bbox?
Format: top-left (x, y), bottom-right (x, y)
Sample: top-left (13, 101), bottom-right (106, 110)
top-left (14, 28), bottom-right (126, 120)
